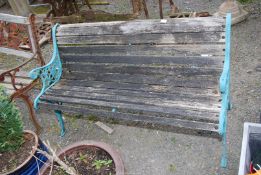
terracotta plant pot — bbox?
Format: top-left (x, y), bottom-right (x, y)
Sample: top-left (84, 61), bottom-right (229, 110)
top-left (2, 130), bottom-right (48, 175)
top-left (40, 140), bottom-right (125, 175)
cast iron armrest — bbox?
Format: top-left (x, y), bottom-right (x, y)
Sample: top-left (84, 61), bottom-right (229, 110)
top-left (29, 24), bottom-right (62, 110)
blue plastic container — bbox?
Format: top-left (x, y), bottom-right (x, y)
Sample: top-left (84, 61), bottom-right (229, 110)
top-left (5, 130), bottom-right (48, 175)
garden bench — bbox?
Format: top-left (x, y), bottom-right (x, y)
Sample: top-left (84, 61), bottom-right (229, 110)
top-left (0, 13), bottom-right (44, 134)
top-left (30, 14), bottom-right (232, 166)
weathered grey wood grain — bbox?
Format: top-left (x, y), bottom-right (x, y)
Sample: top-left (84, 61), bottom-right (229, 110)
top-left (57, 17), bottom-right (225, 36)
top-left (47, 85), bottom-right (221, 104)
top-left (52, 85), bottom-right (220, 97)
top-left (41, 95), bottom-right (219, 123)
top-left (59, 44), bottom-right (225, 57)
top-left (63, 63), bottom-right (222, 76)
top-left (40, 102), bottom-right (220, 137)
top-left (46, 88), bottom-right (221, 110)
top-left (62, 71), bottom-right (219, 89)
top-left (0, 47), bottom-right (34, 58)
top-left (59, 79), bottom-right (220, 94)
top-left (61, 55), bottom-right (224, 68)
top-left (0, 13), bottom-right (29, 24)
top-left (57, 32), bottom-right (225, 45)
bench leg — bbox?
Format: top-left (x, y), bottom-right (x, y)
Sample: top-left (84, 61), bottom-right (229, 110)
top-left (54, 110), bottom-right (65, 137)
top-left (221, 133), bottom-right (228, 168)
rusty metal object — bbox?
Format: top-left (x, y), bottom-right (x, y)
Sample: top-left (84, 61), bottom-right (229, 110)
top-left (11, 80), bottom-right (42, 135)
top-left (169, 12), bottom-right (211, 18)
top-left (0, 61), bottom-right (42, 134)
top-left (0, 14), bottom-right (44, 134)
top-left (132, 0), bottom-right (179, 19)
top-left (159, 0), bottom-right (179, 19)
top-left (132, 0), bottom-right (149, 18)
top-left (28, 14), bottom-right (45, 66)
top-left (0, 21), bottom-right (30, 50)
top-left (46, 0), bottom-right (81, 17)
top-left (19, 22), bottom-right (52, 52)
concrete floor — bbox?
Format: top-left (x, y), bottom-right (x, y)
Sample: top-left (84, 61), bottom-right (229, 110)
top-left (1, 0), bottom-right (260, 174)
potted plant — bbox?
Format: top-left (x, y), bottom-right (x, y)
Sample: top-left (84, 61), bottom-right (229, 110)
top-left (0, 85), bottom-right (48, 175)
top-left (40, 140), bottom-right (125, 175)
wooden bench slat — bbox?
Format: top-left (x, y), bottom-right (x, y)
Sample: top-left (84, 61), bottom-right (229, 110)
top-left (60, 79), bottom-right (220, 94)
top-left (42, 100), bottom-right (220, 138)
top-left (57, 32), bottom-right (225, 45)
top-left (51, 85), bottom-right (220, 101)
top-left (40, 102), bottom-right (220, 137)
top-left (0, 13), bottom-right (29, 24)
top-left (47, 88), bottom-right (220, 109)
top-left (54, 83), bottom-right (220, 97)
top-left (57, 17), bottom-right (225, 36)
top-left (42, 94), bottom-right (220, 114)
top-left (59, 44), bottom-right (225, 57)
top-left (64, 63), bottom-right (222, 77)
top-left (61, 55), bottom-right (224, 68)
top-left (41, 95), bottom-right (219, 123)
top-left (0, 47), bottom-right (34, 59)
top-left (1, 76), bottom-right (31, 85)
top-left (62, 71), bottom-right (219, 89)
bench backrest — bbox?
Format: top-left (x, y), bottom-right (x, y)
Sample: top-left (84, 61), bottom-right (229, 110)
top-left (0, 13), bottom-right (44, 65)
top-left (56, 17), bottom-right (226, 89)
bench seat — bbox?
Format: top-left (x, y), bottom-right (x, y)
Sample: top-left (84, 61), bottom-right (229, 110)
top-left (40, 54), bottom-right (223, 137)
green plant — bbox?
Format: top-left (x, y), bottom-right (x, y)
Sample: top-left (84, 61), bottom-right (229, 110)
top-left (171, 137), bottom-right (176, 144)
top-left (238, 0), bottom-right (253, 4)
top-left (92, 159), bottom-right (113, 170)
top-left (0, 85), bottom-right (24, 152)
top-left (76, 152), bottom-right (88, 164)
top-left (169, 164), bottom-right (176, 173)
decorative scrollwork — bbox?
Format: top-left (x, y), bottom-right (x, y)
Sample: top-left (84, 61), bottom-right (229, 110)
top-left (29, 24), bottom-right (62, 109)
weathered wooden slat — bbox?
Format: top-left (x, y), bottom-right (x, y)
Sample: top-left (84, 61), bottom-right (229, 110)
top-left (46, 88), bottom-right (221, 110)
top-left (64, 63), bottom-right (222, 77)
top-left (41, 95), bottom-right (219, 123)
top-left (59, 80), bottom-right (220, 95)
top-left (0, 47), bottom-right (34, 59)
top-left (52, 85), bottom-right (220, 98)
top-left (57, 17), bottom-right (225, 36)
top-left (1, 76), bottom-right (31, 85)
top-left (57, 32), bottom-right (225, 45)
top-left (0, 13), bottom-right (29, 24)
top-left (61, 55), bottom-right (224, 68)
top-left (40, 102), bottom-right (220, 137)
top-left (48, 85), bottom-right (220, 105)
top-left (59, 44), bottom-right (225, 57)
top-left (42, 94), bottom-right (219, 114)
top-left (62, 71), bottom-right (219, 89)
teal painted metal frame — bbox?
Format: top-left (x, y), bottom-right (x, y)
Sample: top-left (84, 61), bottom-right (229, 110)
top-left (29, 17), bottom-right (232, 159)
top-left (29, 24), bottom-right (65, 136)
top-left (219, 13), bottom-right (232, 168)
